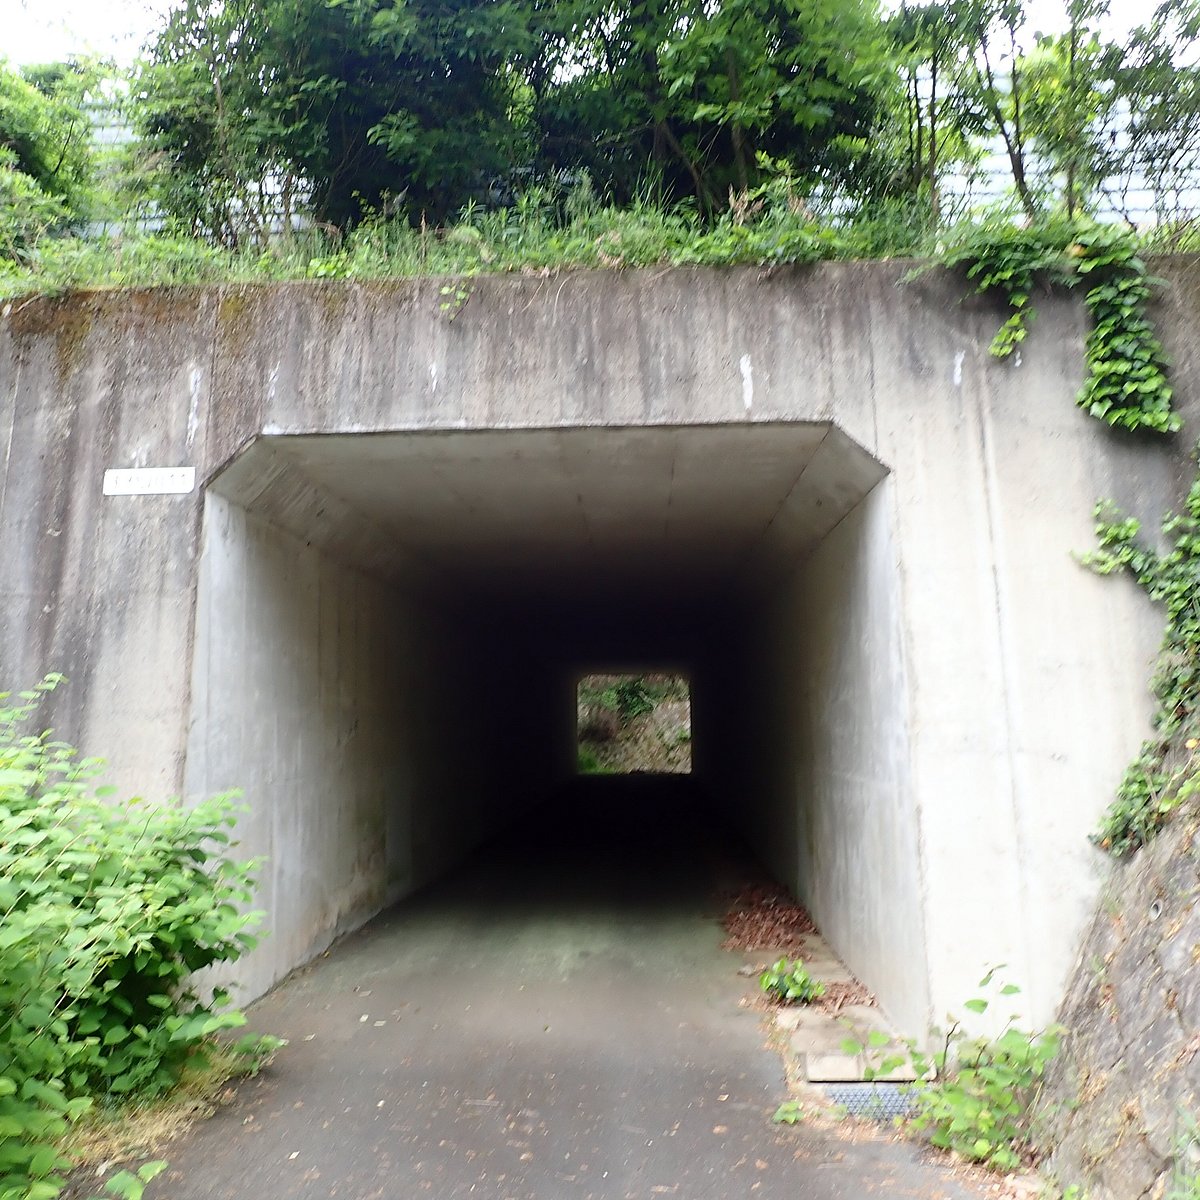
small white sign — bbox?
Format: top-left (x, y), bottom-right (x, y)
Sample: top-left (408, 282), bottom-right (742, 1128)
top-left (103, 467), bottom-right (197, 497)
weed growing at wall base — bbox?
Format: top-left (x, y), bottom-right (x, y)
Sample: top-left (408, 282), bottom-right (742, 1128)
top-left (759, 959), bottom-right (825, 1005)
top-left (0, 678), bottom-right (268, 1200)
top-left (843, 973), bottom-right (1062, 1173)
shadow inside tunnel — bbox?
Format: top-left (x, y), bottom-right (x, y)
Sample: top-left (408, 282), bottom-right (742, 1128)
top-left (397, 772), bottom-right (765, 925)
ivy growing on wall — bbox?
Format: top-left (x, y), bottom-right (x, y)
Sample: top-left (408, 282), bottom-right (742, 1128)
top-left (940, 219), bottom-right (1195, 853)
top-left (1082, 470), bottom-right (1200, 855)
top-left (938, 218), bottom-right (1180, 434)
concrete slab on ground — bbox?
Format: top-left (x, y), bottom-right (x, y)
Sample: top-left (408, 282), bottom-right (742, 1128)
top-left (739, 936), bottom-right (920, 1084)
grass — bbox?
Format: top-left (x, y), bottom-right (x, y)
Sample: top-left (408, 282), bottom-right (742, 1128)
top-left (0, 187), bottom-right (941, 303)
top-left (58, 1038), bottom-right (282, 1185)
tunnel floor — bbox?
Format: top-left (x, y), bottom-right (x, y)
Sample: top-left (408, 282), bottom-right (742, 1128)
top-left (145, 780), bottom-right (982, 1200)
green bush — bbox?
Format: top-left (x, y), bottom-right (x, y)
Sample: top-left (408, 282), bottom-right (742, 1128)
top-left (0, 678), bottom-right (263, 1200)
top-left (845, 974), bottom-right (1061, 1173)
top-left (759, 958), bottom-right (826, 1005)
top-left (0, 151), bottom-right (68, 259)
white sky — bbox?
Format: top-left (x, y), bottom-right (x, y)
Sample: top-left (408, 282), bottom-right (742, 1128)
top-left (6, 0), bottom-right (172, 66)
top-left (0, 0), bottom-right (1155, 68)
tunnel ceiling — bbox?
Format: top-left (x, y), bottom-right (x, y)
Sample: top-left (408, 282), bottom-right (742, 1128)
top-left (209, 423), bottom-right (886, 602)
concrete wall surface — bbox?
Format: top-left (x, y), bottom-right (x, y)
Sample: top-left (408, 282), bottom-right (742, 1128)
top-left (1, 261), bottom-right (1196, 1029)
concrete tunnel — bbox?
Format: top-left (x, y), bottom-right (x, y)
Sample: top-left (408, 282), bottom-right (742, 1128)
top-left (4, 265), bottom-right (1178, 1043)
top-left (186, 420), bottom-right (927, 1028)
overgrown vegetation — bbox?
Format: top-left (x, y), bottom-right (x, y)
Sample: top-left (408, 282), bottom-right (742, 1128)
top-left (1084, 465), bottom-right (1200, 854)
top-left (10, 0), bottom-right (1200, 263)
top-left (936, 216), bottom-right (1178, 433)
top-left (0, 678), bottom-right (273, 1200)
top-left (844, 973), bottom-right (1062, 1173)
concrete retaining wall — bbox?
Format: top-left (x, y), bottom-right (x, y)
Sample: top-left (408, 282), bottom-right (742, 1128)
top-left (1, 261), bottom-right (1195, 1025)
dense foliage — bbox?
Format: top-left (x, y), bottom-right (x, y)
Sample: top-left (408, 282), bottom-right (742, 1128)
top-left (0, 679), bottom-right (263, 1200)
top-left (4, 0), bottom-right (1200, 251)
top-left (128, 0), bottom-right (893, 235)
top-left (77, 0), bottom-right (1200, 242)
top-left (0, 61), bottom-right (97, 255)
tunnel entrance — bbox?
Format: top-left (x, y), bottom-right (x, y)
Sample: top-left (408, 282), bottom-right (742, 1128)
top-left (576, 673), bottom-right (692, 776)
top-left (185, 421), bottom-right (928, 1035)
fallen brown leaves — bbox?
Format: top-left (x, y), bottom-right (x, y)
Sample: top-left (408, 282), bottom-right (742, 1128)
top-left (815, 981), bottom-right (876, 1015)
top-left (721, 883), bottom-right (817, 953)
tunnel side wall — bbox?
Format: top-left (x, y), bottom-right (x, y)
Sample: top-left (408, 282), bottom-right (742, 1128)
top-left (781, 481), bottom-right (929, 1038)
top-left (186, 494), bottom-right (562, 998)
top-left (873, 316), bottom-right (1177, 1029)
top-left (186, 496), bottom-right (409, 994)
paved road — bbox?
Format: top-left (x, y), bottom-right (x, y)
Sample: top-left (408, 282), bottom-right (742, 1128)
top-left (148, 780), bottom-right (981, 1200)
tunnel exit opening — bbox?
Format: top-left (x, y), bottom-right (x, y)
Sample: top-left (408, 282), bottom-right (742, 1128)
top-left (186, 420), bottom-right (928, 1035)
top-left (576, 672), bottom-right (692, 777)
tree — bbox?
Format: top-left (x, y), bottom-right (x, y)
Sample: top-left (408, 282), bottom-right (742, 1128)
top-left (881, 2), bottom-right (986, 226)
top-left (0, 61), bottom-right (97, 256)
top-left (1019, 3), bottom-right (1113, 217)
top-left (658, 0), bottom-right (892, 202)
top-left (1102, 0), bottom-right (1200, 225)
top-left (132, 0), bottom-right (902, 232)
top-left (135, 0), bottom-right (536, 238)
top-left (0, 62), bottom-right (94, 216)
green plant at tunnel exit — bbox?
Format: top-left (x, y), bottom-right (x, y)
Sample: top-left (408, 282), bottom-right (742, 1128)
top-left (608, 679), bottom-right (656, 723)
top-left (0, 678), bottom-right (266, 1200)
top-left (759, 958), bottom-right (825, 1005)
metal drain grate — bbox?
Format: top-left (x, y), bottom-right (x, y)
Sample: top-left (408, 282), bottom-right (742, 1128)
top-left (823, 1082), bottom-right (921, 1121)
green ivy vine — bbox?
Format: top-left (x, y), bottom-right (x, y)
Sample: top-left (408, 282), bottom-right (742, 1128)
top-left (1082, 464), bottom-right (1200, 855)
top-left (939, 218), bottom-right (1194, 854)
top-left (939, 219), bottom-right (1180, 434)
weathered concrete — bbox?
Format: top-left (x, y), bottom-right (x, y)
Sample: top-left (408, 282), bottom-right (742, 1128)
top-left (0, 262), bottom-right (1194, 1032)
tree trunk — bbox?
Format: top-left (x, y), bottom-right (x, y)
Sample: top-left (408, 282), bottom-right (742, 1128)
top-left (929, 51), bottom-right (940, 227)
top-left (727, 50), bottom-right (749, 193)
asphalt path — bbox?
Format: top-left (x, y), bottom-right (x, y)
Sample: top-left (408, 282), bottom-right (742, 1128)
top-left (145, 778), bottom-right (983, 1200)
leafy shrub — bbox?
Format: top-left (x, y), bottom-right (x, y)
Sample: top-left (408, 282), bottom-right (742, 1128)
top-left (845, 973), bottom-right (1061, 1173)
top-left (611, 679), bottom-right (655, 722)
top-left (0, 678), bottom-right (263, 1200)
top-left (0, 151), bottom-right (68, 259)
top-left (759, 958), bottom-right (826, 1005)
top-left (0, 65), bottom-right (93, 216)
